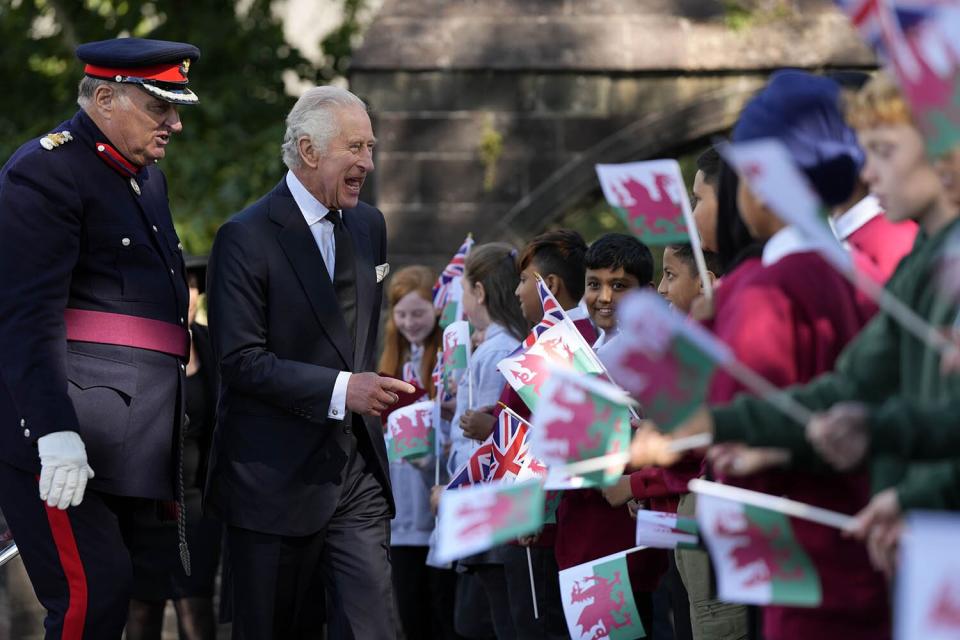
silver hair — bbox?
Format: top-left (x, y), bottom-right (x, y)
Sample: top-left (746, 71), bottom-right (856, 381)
top-left (281, 86), bottom-right (367, 170)
top-left (77, 76), bottom-right (129, 109)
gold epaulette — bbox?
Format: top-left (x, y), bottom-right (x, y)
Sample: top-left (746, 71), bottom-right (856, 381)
top-left (39, 131), bottom-right (73, 151)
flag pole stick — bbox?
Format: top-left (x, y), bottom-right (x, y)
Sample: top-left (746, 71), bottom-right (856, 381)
top-left (0, 542), bottom-right (18, 568)
top-left (850, 270), bottom-right (954, 355)
top-left (526, 547), bottom-right (540, 620)
top-left (719, 359), bottom-right (814, 427)
top-left (467, 368), bottom-right (475, 410)
top-left (689, 479), bottom-right (856, 530)
top-left (677, 180), bottom-right (714, 302)
top-left (555, 431), bottom-right (713, 479)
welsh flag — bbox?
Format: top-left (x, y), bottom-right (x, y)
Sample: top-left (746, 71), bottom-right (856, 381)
top-left (435, 479), bottom-right (546, 563)
top-left (836, 0), bottom-right (960, 157)
top-left (635, 510), bottom-right (699, 550)
top-left (602, 290), bottom-right (732, 430)
top-left (896, 511), bottom-right (960, 639)
top-left (433, 235), bottom-right (474, 329)
top-left (385, 400), bottom-right (435, 463)
top-left (559, 550), bottom-right (647, 640)
top-left (596, 159), bottom-right (692, 244)
top-left (498, 321), bottom-right (604, 413)
top-left (530, 369), bottom-right (634, 488)
top-left (439, 278), bottom-right (465, 330)
top-left (441, 320), bottom-right (471, 396)
top-left (696, 493), bottom-right (822, 607)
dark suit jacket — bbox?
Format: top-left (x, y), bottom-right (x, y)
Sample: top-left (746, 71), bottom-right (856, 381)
top-left (0, 109), bottom-right (188, 500)
top-left (204, 179), bottom-right (392, 536)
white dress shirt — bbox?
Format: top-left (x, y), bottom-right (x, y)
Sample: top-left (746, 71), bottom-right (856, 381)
top-left (286, 170), bottom-right (351, 420)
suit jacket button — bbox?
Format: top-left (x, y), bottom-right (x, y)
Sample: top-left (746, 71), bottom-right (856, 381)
top-left (122, 237), bottom-right (131, 247)
top-left (20, 418), bottom-right (25, 427)
top-left (23, 428), bottom-right (30, 438)
top-left (344, 426), bottom-right (352, 435)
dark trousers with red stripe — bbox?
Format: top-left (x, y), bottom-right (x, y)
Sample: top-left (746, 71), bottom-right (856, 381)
top-left (0, 462), bottom-right (134, 639)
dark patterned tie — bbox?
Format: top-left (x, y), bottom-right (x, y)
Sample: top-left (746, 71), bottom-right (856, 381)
top-left (327, 209), bottom-right (357, 346)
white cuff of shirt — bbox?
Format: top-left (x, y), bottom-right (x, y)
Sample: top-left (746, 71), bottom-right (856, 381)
top-left (328, 371), bottom-right (352, 420)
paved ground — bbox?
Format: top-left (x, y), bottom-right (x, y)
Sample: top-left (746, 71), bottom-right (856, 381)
top-left (0, 557), bottom-right (233, 640)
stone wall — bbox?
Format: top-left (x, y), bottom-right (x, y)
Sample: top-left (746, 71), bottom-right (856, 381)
top-left (349, 0), bottom-right (875, 267)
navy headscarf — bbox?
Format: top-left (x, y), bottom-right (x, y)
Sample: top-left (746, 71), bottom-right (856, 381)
top-left (733, 70), bottom-right (864, 206)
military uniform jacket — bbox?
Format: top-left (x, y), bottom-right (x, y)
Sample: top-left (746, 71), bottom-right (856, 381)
top-left (0, 109), bottom-right (188, 500)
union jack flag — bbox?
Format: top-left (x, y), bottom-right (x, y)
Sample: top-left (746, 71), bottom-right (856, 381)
top-left (448, 408), bottom-right (547, 489)
top-left (447, 442), bottom-right (495, 489)
top-left (432, 234), bottom-right (475, 310)
top-left (521, 275), bottom-right (569, 350)
top-left (837, 0), bottom-right (953, 83)
top-left (490, 409), bottom-right (534, 481)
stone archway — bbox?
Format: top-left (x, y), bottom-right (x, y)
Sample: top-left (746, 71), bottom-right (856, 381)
top-left (490, 79), bottom-right (766, 244)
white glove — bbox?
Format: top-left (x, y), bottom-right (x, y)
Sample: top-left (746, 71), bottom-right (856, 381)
top-left (37, 431), bottom-right (95, 510)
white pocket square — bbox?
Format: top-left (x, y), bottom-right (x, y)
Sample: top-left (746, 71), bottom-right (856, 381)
top-left (376, 263), bottom-right (390, 283)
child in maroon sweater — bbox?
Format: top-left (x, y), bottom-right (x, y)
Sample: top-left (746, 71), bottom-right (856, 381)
top-left (647, 71), bottom-right (891, 640)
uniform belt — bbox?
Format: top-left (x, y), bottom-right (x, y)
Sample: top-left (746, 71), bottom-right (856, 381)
top-left (64, 308), bottom-right (189, 359)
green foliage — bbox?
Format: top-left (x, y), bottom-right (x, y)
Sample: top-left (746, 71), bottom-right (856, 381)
top-left (478, 114), bottom-right (503, 193)
top-left (0, 0), bottom-right (316, 254)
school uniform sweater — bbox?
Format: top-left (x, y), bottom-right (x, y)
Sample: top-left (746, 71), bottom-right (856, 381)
top-left (712, 217), bottom-right (960, 511)
top-left (832, 195), bottom-right (918, 283)
top-left (705, 227), bottom-right (889, 640)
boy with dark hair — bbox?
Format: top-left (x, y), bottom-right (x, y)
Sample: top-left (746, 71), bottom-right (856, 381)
top-left (515, 228), bottom-right (588, 315)
top-left (658, 244), bottom-right (721, 313)
top-left (583, 233), bottom-right (654, 349)
top-left (553, 232), bottom-right (666, 635)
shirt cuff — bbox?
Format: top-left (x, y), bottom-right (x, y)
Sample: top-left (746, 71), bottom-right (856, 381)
top-left (328, 371), bottom-right (351, 420)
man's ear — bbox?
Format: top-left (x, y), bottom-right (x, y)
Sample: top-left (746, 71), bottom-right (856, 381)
top-left (93, 84), bottom-right (119, 118)
top-left (298, 136), bottom-right (320, 169)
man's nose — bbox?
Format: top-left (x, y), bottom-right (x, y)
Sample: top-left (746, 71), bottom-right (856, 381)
top-left (166, 107), bottom-right (183, 133)
top-left (359, 146), bottom-right (374, 173)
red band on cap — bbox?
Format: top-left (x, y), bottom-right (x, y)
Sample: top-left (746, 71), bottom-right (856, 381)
top-left (84, 62), bottom-right (187, 84)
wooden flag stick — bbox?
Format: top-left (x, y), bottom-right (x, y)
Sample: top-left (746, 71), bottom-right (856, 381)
top-left (677, 182), bottom-right (714, 302)
top-left (556, 430), bottom-right (715, 478)
top-left (852, 270), bottom-right (955, 355)
top-left (526, 547), bottom-right (540, 620)
top-left (689, 479), bottom-right (856, 530)
top-left (667, 432), bottom-right (714, 452)
top-left (554, 451), bottom-right (631, 478)
top-left (0, 543), bottom-right (18, 568)
top-left (719, 358), bottom-right (815, 427)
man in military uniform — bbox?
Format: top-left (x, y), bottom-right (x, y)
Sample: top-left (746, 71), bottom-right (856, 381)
top-left (0, 37), bottom-right (200, 639)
